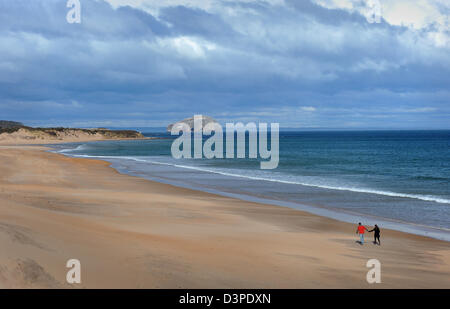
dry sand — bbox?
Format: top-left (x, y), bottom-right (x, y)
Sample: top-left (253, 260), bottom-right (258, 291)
top-left (0, 145), bottom-right (449, 288)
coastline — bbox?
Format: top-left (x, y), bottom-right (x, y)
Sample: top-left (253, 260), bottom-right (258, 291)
top-left (0, 136), bottom-right (153, 146)
top-left (54, 141), bottom-right (450, 242)
top-left (97, 156), bottom-right (450, 242)
top-left (0, 145), bottom-right (449, 288)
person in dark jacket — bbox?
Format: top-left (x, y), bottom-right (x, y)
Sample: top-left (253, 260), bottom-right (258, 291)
top-left (369, 224), bottom-right (381, 245)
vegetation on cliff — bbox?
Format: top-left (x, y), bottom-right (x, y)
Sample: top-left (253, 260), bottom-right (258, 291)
top-left (0, 121), bottom-right (145, 142)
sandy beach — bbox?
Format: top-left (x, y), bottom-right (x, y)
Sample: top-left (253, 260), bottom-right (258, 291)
top-left (0, 145), bottom-right (449, 289)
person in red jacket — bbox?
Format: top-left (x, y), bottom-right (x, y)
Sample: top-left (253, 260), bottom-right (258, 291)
top-left (356, 222), bottom-right (368, 245)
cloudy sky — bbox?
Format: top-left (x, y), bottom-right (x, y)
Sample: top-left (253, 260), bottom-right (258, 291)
top-left (0, 0), bottom-right (449, 128)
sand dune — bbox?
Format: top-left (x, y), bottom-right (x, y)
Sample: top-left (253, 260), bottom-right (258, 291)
top-left (0, 127), bottom-right (146, 145)
top-left (0, 146), bottom-right (449, 288)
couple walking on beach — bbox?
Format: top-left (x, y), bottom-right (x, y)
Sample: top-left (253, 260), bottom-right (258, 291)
top-left (356, 223), bottom-right (381, 245)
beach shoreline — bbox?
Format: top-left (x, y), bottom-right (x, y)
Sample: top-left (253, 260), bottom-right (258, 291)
top-left (0, 145), bottom-right (449, 288)
top-left (0, 136), bottom-right (153, 146)
top-left (51, 139), bottom-right (450, 242)
top-left (91, 157), bottom-right (450, 242)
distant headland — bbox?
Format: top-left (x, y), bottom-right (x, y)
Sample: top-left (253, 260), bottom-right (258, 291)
top-left (167, 115), bottom-right (217, 132)
top-left (0, 121), bottom-right (146, 145)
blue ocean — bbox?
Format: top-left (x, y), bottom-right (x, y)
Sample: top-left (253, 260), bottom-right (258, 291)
top-left (52, 130), bottom-right (450, 240)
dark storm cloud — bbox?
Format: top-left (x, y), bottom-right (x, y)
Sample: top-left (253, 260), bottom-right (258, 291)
top-left (0, 0), bottom-right (448, 128)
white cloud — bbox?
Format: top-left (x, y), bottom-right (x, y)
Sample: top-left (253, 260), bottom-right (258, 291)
top-left (394, 107), bottom-right (438, 113)
top-left (351, 58), bottom-right (401, 73)
top-left (382, 0), bottom-right (446, 28)
top-left (312, 0), bottom-right (449, 47)
top-left (105, 0), bottom-right (286, 16)
top-left (300, 106), bottom-right (317, 112)
top-left (154, 36), bottom-right (217, 59)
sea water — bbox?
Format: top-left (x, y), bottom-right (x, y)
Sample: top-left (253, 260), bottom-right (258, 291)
top-left (51, 130), bottom-right (450, 241)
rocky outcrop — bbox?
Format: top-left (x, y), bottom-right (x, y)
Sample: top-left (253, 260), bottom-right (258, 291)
top-left (167, 115), bottom-right (218, 132)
